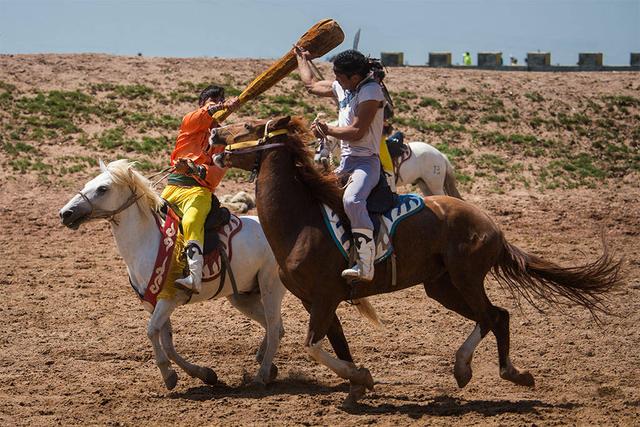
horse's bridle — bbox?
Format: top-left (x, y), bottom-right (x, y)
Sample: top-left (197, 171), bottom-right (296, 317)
top-left (76, 186), bottom-right (142, 225)
top-left (220, 120), bottom-right (289, 182)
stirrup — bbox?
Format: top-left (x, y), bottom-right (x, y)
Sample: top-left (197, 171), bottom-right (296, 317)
top-left (175, 275), bottom-right (201, 294)
top-left (341, 265), bottom-right (374, 283)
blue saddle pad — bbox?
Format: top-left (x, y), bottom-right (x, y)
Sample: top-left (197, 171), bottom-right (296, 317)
top-left (321, 194), bottom-right (425, 263)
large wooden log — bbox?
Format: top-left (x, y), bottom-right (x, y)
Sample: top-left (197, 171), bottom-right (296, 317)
top-left (213, 19), bottom-right (344, 122)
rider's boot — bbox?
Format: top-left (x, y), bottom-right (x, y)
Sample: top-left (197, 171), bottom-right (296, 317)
top-left (341, 228), bottom-right (375, 283)
top-left (175, 241), bottom-right (204, 294)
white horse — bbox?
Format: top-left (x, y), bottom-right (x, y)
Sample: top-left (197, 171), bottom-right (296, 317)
top-left (395, 141), bottom-right (462, 198)
top-left (320, 134), bottom-right (462, 198)
top-left (59, 159), bottom-right (286, 389)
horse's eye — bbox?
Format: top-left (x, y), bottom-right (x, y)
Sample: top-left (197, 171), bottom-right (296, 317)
top-left (96, 185), bottom-right (109, 194)
top-left (244, 123), bottom-right (252, 131)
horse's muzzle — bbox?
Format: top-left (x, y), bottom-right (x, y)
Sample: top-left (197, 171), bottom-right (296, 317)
top-left (59, 204), bottom-right (90, 230)
top-left (213, 153), bottom-right (226, 169)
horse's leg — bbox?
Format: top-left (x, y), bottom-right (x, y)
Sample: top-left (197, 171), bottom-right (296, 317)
top-left (326, 314), bottom-right (375, 405)
top-left (424, 273), bottom-right (485, 388)
top-left (304, 301), bottom-right (374, 405)
top-left (415, 178), bottom-right (434, 197)
top-left (227, 292), bottom-right (283, 384)
top-left (447, 268), bottom-right (535, 388)
top-left (160, 319), bottom-right (218, 385)
top-left (255, 265), bottom-right (286, 385)
top-left (492, 306), bottom-right (535, 386)
top-left (147, 299), bottom-right (179, 390)
top-left (228, 292), bottom-right (268, 356)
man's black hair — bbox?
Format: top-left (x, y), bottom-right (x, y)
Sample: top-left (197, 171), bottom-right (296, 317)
top-left (198, 85), bottom-right (225, 106)
top-left (333, 49), bottom-right (370, 78)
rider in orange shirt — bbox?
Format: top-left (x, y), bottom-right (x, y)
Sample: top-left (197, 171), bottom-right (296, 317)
top-left (162, 85), bottom-right (238, 294)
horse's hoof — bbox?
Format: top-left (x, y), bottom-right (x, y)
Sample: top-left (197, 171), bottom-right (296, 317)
top-left (353, 367), bottom-right (374, 391)
top-left (342, 383), bottom-right (367, 407)
top-left (202, 368), bottom-right (218, 385)
top-left (268, 364), bottom-right (278, 382)
top-left (254, 364), bottom-right (278, 387)
top-left (164, 370), bottom-right (178, 390)
top-left (252, 377), bottom-right (267, 388)
top-left (454, 361), bottom-right (473, 388)
top-left (500, 366), bottom-right (535, 387)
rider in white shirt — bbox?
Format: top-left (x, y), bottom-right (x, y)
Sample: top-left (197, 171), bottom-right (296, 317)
top-left (294, 48), bottom-right (386, 283)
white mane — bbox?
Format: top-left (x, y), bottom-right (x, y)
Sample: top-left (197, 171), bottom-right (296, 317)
top-left (103, 159), bottom-right (164, 211)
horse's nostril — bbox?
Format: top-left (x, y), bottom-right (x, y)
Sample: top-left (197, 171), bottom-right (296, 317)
top-left (61, 210), bottom-right (72, 220)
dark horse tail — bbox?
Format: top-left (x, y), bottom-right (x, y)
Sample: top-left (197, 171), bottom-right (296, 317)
top-left (492, 236), bottom-right (623, 320)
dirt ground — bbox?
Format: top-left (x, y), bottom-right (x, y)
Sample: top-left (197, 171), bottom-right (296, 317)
top-left (1, 54), bottom-right (639, 426)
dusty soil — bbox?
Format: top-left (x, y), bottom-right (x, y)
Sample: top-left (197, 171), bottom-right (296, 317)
top-left (1, 54), bottom-right (639, 426)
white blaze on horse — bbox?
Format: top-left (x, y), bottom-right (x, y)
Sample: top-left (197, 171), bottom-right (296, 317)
top-left (59, 159), bottom-right (286, 389)
top-left (319, 131), bottom-right (462, 198)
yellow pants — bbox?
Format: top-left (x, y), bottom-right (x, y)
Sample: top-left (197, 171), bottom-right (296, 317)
top-left (379, 136), bottom-right (393, 174)
top-left (160, 185), bottom-right (211, 246)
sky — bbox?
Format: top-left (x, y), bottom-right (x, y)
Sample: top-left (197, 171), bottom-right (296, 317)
top-left (0, 0), bottom-right (638, 65)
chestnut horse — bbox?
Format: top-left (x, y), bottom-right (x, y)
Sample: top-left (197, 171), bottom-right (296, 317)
top-left (211, 116), bottom-right (622, 405)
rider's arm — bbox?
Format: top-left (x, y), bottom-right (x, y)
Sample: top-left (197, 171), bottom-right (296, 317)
top-left (294, 47), bottom-right (334, 98)
top-left (325, 99), bottom-right (381, 142)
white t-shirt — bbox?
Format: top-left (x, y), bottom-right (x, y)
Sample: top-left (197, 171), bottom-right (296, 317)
top-left (332, 78), bottom-right (385, 157)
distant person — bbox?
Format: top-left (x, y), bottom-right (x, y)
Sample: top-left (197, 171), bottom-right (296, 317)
top-left (463, 52), bottom-right (472, 66)
top-left (161, 85), bottom-right (238, 294)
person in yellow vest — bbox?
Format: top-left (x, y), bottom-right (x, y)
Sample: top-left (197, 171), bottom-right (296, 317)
top-left (370, 61), bottom-right (397, 192)
top-left (463, 52), bottom-right (472, 66)
top-left (162, 85), bottom-right (238, 294)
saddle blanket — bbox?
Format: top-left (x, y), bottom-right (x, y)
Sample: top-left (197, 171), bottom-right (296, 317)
top-left (321, 194), bottom-right (425, 263)
top-left (135, 211), bottom-right (243, 312)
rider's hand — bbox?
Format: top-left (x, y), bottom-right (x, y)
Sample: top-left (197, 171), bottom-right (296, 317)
top-left (223, 96), bottom-right (240, 111)
top-left (311, 120), bottom-right (329, 138)
top-left (174, 158), bottom-right (197, 175)
top-left (293, 45), bottom-right (312, 61)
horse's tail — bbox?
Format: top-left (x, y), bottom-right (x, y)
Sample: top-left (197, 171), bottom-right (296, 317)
top-left (443, 157), bottom-right (463, 200)
top-left (352, 298), bottom-right (383, 328)
top-left (492, 235), bottom-right (623, 320)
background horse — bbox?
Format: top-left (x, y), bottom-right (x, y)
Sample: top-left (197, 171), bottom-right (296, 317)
top-left (320, 133), bottom-right (462, 197)
top-left (212, 116), bottom-right (622, 405)
top-left (59, 159), bottom-right (286, 389)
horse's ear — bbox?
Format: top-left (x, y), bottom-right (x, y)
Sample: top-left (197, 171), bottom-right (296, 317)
top-left (99, 159), bottom-right (107, 172)
top-left (272, 116), bottom-right (291, 130)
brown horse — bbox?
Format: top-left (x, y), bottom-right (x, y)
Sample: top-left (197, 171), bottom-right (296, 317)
top-left (211, 116), bottom-right (622, 405)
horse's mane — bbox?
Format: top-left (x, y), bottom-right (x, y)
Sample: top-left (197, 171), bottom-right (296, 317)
top-left (284, 117), bottom-right (345, 214)
top-left (103, 159), bottom-right (164, 211)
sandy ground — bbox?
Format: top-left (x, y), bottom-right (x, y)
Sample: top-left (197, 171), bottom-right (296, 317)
top-left (0, 54), bottom-right (639, 426)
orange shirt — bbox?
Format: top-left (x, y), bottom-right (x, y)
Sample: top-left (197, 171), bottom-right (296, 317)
top-left (169, 103), bottom-right (225, 192)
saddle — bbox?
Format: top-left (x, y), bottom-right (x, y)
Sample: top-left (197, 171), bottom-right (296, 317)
top-left (339, 165), bottom-right (398, 236)
top-left (160, 194), bottom-right (231, 255)
top-left (137, 200), bottom-right (241, 312)
top-left (321, 193), bottom-right (424, 265)
top-left (386, 131), bottom-right (412, 182)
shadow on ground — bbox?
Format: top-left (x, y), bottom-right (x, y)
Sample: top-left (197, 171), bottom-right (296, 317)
top-left (342, 394), bottom-right (579, 419)
top-left (168, 373), bottom-right (348, 401)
